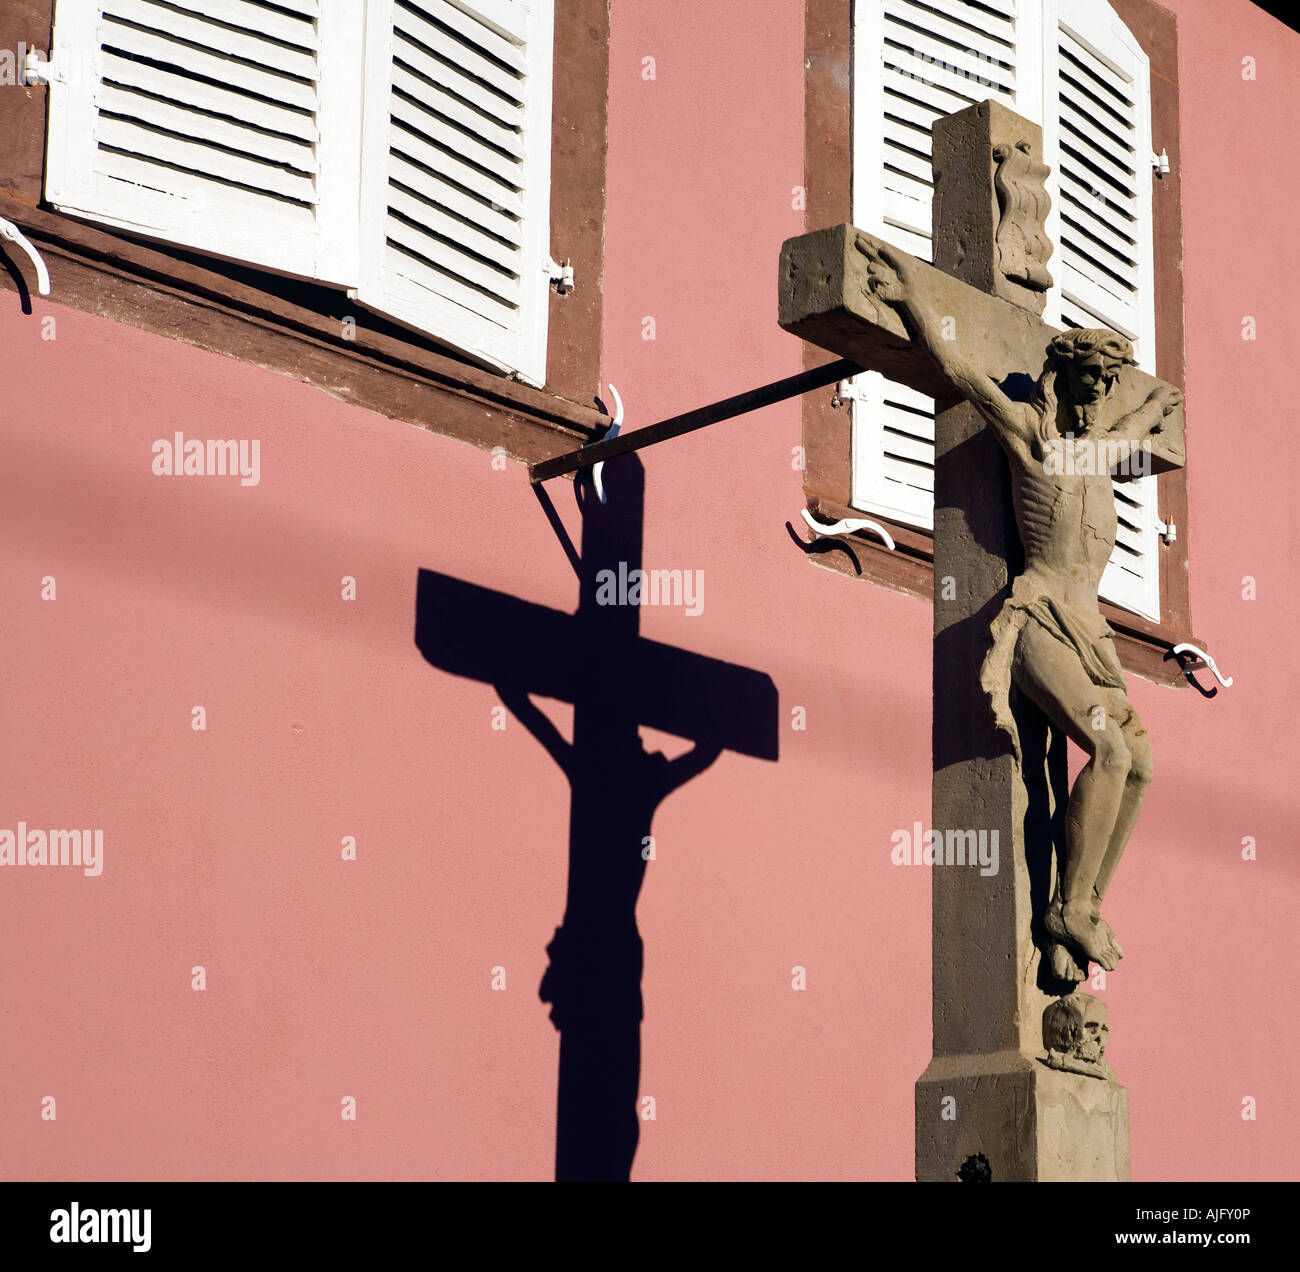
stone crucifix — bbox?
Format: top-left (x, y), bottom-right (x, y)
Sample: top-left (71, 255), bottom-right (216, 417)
top-left (779, 100), bottom-right (1186, 1180)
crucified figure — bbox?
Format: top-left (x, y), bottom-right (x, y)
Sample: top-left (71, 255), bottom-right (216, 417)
top-left (858, 236), bottom-right (1182, 976)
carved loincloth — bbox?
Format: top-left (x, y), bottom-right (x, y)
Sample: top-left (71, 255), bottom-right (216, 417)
top-left (979, 574), bottom-right (1127, 764)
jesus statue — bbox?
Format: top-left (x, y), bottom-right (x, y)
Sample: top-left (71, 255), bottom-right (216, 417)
top-left (858, 235), bottom-right (1183, 979)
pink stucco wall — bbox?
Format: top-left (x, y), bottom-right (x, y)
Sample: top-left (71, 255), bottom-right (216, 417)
top-left (1, 0), bottom-right (1296, 1181)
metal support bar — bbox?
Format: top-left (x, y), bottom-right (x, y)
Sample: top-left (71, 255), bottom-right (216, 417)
top-left (529, 358), bottom-right (865, 483)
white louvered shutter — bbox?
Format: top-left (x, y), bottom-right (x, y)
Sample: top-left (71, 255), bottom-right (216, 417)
top-left (850, 0), bottom-right (1163, 621)
top-left (357, 0), bottom-right (555, 386)
top-left (1045, 2), bottom-right (1160, 620)
top-left (851, 0), bottom-right (1036, 530)
top-left (42, 0), bottom-right (363, 284)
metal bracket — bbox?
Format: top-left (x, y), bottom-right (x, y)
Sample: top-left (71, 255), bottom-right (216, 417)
top-left (1151, 149), bottom-right (1170, 177)
top-left (530, 358), bottom-right (863, 485)
top-left (801, 508), bottom-right (896, 552)
top-left (0, 218), bottom-right (51, 295)
top-left (24, 49), bottom-right (62, 86)
top-left (546, 256), bottom-right (574, 295)
top-left (1172, 642), bottom-right (1233, 688)
top-left (830, 377), bottom-right (864, 409)
top-left (1155, 515), bottom-right (1177, 545)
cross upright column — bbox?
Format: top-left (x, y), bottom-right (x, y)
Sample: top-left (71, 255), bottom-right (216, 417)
top-left (915, 99), bottom-right (1129, 1183)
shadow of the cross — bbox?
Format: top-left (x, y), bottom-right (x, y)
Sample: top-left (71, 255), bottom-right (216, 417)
top-left (414, 454), bottom-right (780, 1181)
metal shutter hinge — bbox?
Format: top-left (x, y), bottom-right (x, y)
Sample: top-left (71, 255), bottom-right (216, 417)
top-left (831, 378), bottom-right (864, 409)
top-left (1151, 149), bottom-right (1171, 177)
top-left (546, 256), bottom-right (574, 295)
top-left (23, 47), bottom-right (63, 86)
top-left (1155, 515), bottom-right (1176, 544)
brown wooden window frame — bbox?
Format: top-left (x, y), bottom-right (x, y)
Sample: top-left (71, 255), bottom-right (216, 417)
top-left (801, 0), bottom-right (1197, 687)
top-left (0, 0), bottom-right (611, 464)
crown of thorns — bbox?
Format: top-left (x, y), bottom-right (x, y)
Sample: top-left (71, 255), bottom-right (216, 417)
top-left (1047, 328), bottom-right (1135, 370)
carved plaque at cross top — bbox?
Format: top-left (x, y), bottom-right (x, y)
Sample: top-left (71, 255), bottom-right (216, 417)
top-left (778, 99), bottom-right (1186, 1180)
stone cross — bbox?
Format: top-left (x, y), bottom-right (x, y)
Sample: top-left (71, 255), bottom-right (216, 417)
top-left (778, 100), bottom-right (1186, 1181)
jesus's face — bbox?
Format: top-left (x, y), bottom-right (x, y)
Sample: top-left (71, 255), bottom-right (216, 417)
top-left (1065, 353), bottom-right (1115, 406)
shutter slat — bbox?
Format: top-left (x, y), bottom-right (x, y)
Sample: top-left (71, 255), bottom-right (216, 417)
top-left (392, 63), bottom-right (523, 159)
top-left (881, 426), bottom-right (934, 465)
top-left (883, 90), bottom-right (941, 133)
top-left (261, 0), bottom-right (317, 16)
top-left (1058, 175), bottom-right (1138, 256)
top-left (100, 49), bottom-right (316, 142)
top-left (1057, 152), bottom-right (1137, 218)
top-left (883, 38), bottom-right (1003, 103)
top-left (403, 0), bottom-right (527, 72)
top-left (390, 91), bottom-right (523, 188)
top-left (1060, 263), bottom-right (1138, 336)
top-left (96, 147), bottom-right (318, 225)
top-left (95, 112), bottom-right (316, 203)
top-left (387, 181), bottom-right (521, 274)
top-left (886, 113), bottom-right (932, 158)
top-left (388, 118), bottom-right (524, 215)
top-left (1057, 92), bottom-right (1133, 159)
top-left (101, 18), bottom-right (318, 111)
top-left (881, 459), bottom-right (935, 495)
top-left (1059, 122), bottom-right (1137, 195)
top-left (387, 210), bottom-right (518, 304)
top-left (391, 30), bottom-right (523, 130)
top-left (389, 152), bottom-right (521, 243)
top-left (98, 81), bottom-right (317, 174)
top-left (108, 0), bottom-right (317, 84)
top-left (1058, 63), bottom-right (1131, 134)
top-left (394, 0), bottom-right (524, 105)
top-left (882, 64), bottom-right (976, 120)
top-left (878, 213), bottom-right (932, 259)
top-left (882, 21), bottom-right (1016, 93)
top-left (157, 0), bottom-right (321, 50)
top-left (1059, 220), bottom-right (1139, 290)
top-left (884, 0), bottom-right (1015, 60)
top-left (884, 134), bottom-right (934, 184)
top-left (1059, 31), bottom-right (1134, 115)
top-left (384, 239), bottom-right (519, 325)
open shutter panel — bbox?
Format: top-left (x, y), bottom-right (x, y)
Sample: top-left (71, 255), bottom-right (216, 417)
top-left (851, 0), bottom-right (1027, 531)
top-left (42, 0), bottom-right (362, 284)
top-left (850, 1), bottom-right (1163, 623)
top-left (1048, 2), bottom-right (1161, 622)
top-left (357, 0), bottom-right (554, 387)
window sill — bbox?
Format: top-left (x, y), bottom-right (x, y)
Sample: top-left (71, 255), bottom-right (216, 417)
top-left (0, 197), bottom-right (612, 467)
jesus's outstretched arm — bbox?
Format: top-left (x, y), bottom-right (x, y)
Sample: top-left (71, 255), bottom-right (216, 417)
top-left (854, 234), bottom-right (1031, 450)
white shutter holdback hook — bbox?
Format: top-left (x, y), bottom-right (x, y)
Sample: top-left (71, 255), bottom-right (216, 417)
top-left (801, 508), bottom-right (896, 552)
top-left (592, 383), bottom-right (623, 504)
top-left (0, 218), bottom-right (51, 297)
top-left (1171, 642), bottom-right (1233, 688)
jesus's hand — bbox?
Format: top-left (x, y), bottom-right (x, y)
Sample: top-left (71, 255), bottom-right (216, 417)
top-left (855, 233), bottom-right (911, 305)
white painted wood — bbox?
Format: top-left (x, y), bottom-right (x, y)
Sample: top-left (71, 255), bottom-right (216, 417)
top-left (850, 0), bottom-right (1163, 619)
top-left (1048, 0), bottom-right (1159, 620)
top-left (852, 0), bottom-right (1024, 532)
top-left (356, 0), bottom-right (553, 386)
top-left (111, 0), bottom-right (317, 81)
top-left (98, 51), bottom-right (317, 140)
top-left (43, 0), bottom-right (364, 285)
